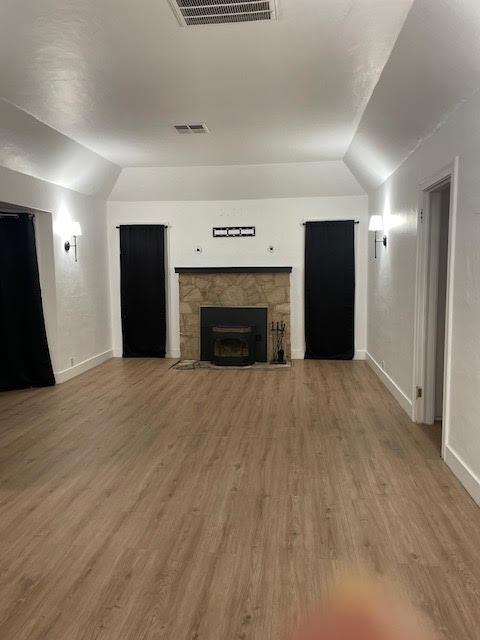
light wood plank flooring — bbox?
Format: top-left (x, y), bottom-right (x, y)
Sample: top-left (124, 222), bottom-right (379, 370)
top-left (0, 359), bottom-right (479, 639)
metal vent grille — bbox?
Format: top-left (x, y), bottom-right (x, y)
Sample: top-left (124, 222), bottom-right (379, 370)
top-left (168, 0), bottom-right (277, 26)
top-left (174, 123), bottom-right (210, 134)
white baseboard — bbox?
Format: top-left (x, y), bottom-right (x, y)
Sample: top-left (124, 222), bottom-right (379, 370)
top-left (366, 352), bottom-right (413, 418)
top-left (55, 350), bottom-right (113, 384)
top-left (112, 349), bottom-right (181, 359)
top-left (444, 444), bottom-right (480, 507)
top-left (290, 349), bottom-right (366, 360)
top-left (112, 348), bottom-right (363, 362)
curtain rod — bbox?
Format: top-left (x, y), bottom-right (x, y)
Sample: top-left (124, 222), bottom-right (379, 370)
top-left (0, 201), bottom-right (48, 215)
top-left (116, 224), bottom-right (169, 228)
top-left (0, 212), bottom-right (34, 219)
top-left (302, 219), bottom-right (360, 225)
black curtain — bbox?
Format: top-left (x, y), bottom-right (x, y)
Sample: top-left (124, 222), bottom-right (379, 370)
top-left (305, 220), bottom-right (355, 360)
top-left (120, 225), bottom-right (166, 357)
top-left (0, 214), bottom-right (55, 391)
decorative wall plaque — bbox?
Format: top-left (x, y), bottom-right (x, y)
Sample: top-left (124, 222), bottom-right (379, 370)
top-left (213, 226), bottom-right (255, 238)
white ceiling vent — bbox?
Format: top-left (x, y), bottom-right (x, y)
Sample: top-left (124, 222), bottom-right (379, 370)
top-left (174, 123), bottom-right (210, 134)
top-left (168, 0), bottom-right (278, 26)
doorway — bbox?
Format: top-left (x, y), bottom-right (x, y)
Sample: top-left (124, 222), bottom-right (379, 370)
top-left (426, 183), bottom-right (450, 425)
top-left (424, 182), bottom-right (450, 451)
top-left (413, 160), bottom-right (457, 458)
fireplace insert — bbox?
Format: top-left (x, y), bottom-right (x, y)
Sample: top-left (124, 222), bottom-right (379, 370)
top-left (201, 307), bottom-right (267, 364)
top-left (211, 325), bottom-right (255, 366)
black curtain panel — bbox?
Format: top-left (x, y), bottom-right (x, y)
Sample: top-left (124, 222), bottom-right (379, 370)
top-left (304, 220), bottom-right (355, 360)
top-left (120, 225), bottom-right (166, 357)
top-left (0, 214), bottom-right (55, 391)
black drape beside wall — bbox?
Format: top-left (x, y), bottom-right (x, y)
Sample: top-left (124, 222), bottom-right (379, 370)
top-left (0, 215), bottom-right (55, 391)
top-left (304, 220), bottom-right (355, 360)
top-left (120, 225), bottom-right (166, 357)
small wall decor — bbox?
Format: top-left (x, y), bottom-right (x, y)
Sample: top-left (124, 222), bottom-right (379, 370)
top-left (270, 320), bottom-right (287, 364)
top-left (213, 226), bottom-right (255, 238)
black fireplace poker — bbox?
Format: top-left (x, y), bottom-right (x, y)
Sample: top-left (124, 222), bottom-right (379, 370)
top-left (270, 321), bottom-right (287, 364)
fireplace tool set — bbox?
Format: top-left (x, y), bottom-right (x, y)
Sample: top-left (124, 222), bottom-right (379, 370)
top-left (270, 321), bottom-right (287, 364)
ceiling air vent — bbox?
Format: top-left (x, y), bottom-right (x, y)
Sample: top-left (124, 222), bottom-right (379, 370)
top-left (174, 123), bottom-right (210, 134)
top-left (168, 0), bottom-right (278, 26)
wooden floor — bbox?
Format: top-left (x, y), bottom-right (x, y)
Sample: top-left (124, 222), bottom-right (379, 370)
top-left (0, 360), bottom-right (479, 639)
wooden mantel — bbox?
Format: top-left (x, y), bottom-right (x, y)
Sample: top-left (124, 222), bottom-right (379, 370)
top-left (174, 266), bottom-right (292, 274)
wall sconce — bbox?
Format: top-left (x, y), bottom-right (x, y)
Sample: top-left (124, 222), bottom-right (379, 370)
top-left (64, 221), bottom-right (82, 262)
top-left (369, 215), bottom-right (387, 259)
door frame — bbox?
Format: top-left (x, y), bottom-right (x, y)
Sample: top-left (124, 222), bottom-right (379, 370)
top-left (412, 157), bottom-right (458, 459)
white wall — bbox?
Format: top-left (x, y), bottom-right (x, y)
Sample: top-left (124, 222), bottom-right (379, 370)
top-left (109, 161), bottom-right (364, 202)
top-left (107, 196), bottom-right (368, 360)
top-left (0, 165), bottom-right (112, 380)
top-left (367, 88), bottom-right (480, 505)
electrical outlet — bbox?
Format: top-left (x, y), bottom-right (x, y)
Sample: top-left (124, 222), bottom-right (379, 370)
top-left (70, 357), bottom-right (74, 367)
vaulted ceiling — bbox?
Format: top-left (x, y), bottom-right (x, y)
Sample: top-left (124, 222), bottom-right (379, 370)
top-left (1, 0), bottom-right (480, 197)
top-left (0, 0), bottom-right (412, 169)
top-left (345, 0), bottom-right (480, 190)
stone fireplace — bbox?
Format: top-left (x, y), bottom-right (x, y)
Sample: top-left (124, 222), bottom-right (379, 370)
top-left (175, 267), bottom-right (291, 362)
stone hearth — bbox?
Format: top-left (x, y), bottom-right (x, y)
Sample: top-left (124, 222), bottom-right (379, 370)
top-left (178, 271), bottom-right (291, 361)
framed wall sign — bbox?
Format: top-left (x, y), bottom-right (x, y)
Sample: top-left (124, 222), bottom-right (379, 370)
top-left (213, 226), bottom-right (255, 238)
